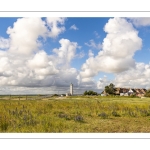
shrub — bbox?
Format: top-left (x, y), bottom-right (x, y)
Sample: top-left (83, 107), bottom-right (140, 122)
top-left (58, 112), bottom-right (68, 118)
top-left (144, 89), bottom-right (150, 97)
top-left (98, 112), bottom-right (108, 119)
top-left (74, 115), bottom-right (84, 122)
top-left (0, 122), bottom-right (9, 132)
top-left (83, 90), bottom-right (97, 95)
top-left (112, 111), bottom-right (120, 117)
top-left (52, 94), bottom-right (59, 97)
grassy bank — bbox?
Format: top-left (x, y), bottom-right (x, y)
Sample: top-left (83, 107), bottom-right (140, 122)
top-left (0, 96), bottom-right (150, 132)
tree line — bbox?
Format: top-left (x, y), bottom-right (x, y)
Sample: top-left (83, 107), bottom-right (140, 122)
top-left (83, 90), bottom-right (98, 95)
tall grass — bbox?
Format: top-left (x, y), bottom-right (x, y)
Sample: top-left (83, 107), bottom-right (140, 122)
top-left (0, 96), bottom-right (150, 132)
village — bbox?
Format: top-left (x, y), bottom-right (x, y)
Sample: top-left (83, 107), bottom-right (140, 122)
top-left (65, 83), bottom-right (148, 98)
top-left (101, 87), bottom-right (147, 97)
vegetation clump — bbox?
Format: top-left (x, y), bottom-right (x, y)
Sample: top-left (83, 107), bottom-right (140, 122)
top-left (145, 89), bottom-right (150, 97)
top-left (104, 83), bottom-right (116, 95)
top-left (58, 112), bottom-right (68, 119)
top-left (84, 90), bottom-right (98, 95)
top-left (98, 112), bottom-right (108, 119)
top-left (74, 115), bottom-right (84, 122)
top-left (111, 111), bottom-right (120, 117)
top-left (52, 94), bottom-right (59, 97)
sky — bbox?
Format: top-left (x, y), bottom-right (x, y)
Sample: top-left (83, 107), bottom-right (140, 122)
top-left (0, 17), bottom-right (150, 94)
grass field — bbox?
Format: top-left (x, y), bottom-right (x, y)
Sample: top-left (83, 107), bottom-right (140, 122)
top-left (0, 95), bottom-right (150, 132)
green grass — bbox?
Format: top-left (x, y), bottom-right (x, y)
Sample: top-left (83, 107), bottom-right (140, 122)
top-left (0, 95), bottom-right (150, 132)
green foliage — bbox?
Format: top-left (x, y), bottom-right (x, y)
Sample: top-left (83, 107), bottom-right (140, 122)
top-left (145, 89), bottom-right (150, 97)
top-left (129, 95), bottom-right (137, 98)
top-left (84, 90), bottom-right (97, 95)
top-left (105, 83), bottom-right (116, 95)
top-left (52, 94), bottom-right (59, 97)
top-left (84, 90), bottom-right (88, 95)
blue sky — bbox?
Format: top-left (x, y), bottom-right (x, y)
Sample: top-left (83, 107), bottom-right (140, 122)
top-left (0, 17), bottom-right (150, 94)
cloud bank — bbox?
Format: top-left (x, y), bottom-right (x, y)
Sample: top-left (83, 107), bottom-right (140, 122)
top-left (0, 17), bottom-right (84, 94)
top-left (1, 17), bottom-right (150, 94)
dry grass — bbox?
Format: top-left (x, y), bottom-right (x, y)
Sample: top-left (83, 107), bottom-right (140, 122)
top-left (0, 95), bottom-right (150, 132)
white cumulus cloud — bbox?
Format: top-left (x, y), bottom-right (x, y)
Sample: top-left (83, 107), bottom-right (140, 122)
top-left (53, 38), bottom-right (78, 68)
top-left (114, 62), bottom-right (150, 89)
top-left (88, 49), bottom-right (94, 57)
top-left (46, 17), bottom-right (66, 38)
top-left (0, 17), bottom-right (149, 94)
top-left (80, 17), bottom-right (142, 82)
top-left (0, 17), bottom-right (84, 94)
top-left (7, 17), bottom-right (47, 55)
top-left (0, 37), bottom-right (9, 49)
top-left (128, 17), bottom-right (150, 27)
top-left (97, 75), bottom-right (111, 89)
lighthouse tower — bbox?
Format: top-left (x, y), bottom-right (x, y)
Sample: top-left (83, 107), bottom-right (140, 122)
top-left (70, 83), bottom-right (73, 95)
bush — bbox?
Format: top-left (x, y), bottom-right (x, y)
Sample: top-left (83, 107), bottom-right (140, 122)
top-left (112, 111), bottom-right (120, 117)
top-left (129, 95), bottom-right (137, 98)
top-left (84, 90), bottom-right (97, 96)
top-left (58, 112), bottom-right (68, 118)
top-left (74, 115), bottom-right (84, 122)
top-left (52, 94), bottom-right (59, 97)
top-left (145, 89), bottom-right (150, 97)
top-left (98, 112), bottom-right (108, 119)
top-left (1, 122), bottom-right (9, 132)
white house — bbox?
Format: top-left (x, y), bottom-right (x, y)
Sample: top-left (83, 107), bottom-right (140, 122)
top-left (120, 93), bottom-right (125, 96)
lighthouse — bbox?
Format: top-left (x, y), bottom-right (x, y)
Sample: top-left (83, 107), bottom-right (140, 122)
top-left (70, 83), bottom-right (73, 95)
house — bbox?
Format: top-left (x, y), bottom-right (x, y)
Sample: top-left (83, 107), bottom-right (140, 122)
top-left (134, 88), bottom-right (147, 97)
top-left (128, 88), bottom-right (134, 94)
top-left (101, 90), bottom-right (107, 96)
top-left (115, 88), bottom-right (130, 96)
top-left (101, 87), bottom-right (147, 97)
top-left (128, 88), bottom-right (136, 95)
top-left (101, 94), bottom-right (107, 96)
top-left (117, 88), bottom-right (147, 97)
top-left (120, 93), bottom-right (124, 96)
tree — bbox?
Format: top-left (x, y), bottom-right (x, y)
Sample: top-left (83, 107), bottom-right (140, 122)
top-left (83, 90), bottom-right (98, 95)
top-left (84, 90), bottom-right (88, 95)
top-left (52, 94), bottom-right (59, 97)
top-left (145, 89), bottom-right (150, 97)
top-left (105, 83), bottom-right (116, 95)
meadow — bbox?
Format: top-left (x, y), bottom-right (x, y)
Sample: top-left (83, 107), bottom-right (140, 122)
top-left (0, 95), bottom-right (150, 132)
